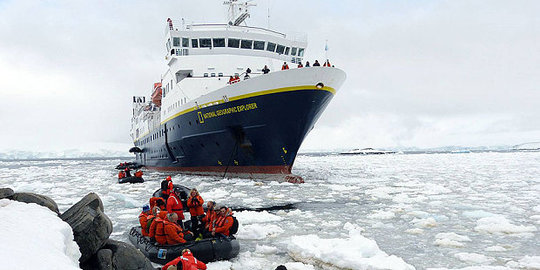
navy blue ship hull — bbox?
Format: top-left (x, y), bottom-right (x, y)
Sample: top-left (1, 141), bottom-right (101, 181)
top-left (133, 87), bottom-right (333, 177)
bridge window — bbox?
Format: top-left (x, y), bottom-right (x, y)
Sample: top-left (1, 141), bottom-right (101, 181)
top-left (204, 73), bottom-right (209, 77)
top-left (191, 39), bottom-right (198, 48)
top-left (228, 38), bottom-right (240, 48)
top-left (218, 72), bottom-right (224, 77)
top-left (211, 73), bottom-right (216, 77)
top-left (291, 47), bottom-right (297, 56)
top-left (285, 47), bottom-right (290, 55)
top-left (266, 42), bottom-right (276, 52)
top-left (276, 45), bottom-right (285, 54)
top-left (182, 38), bottom-right (189, 47)
top-left (241, 40), bottom-right (253, 49)
top-left (253, 40), bottom-right (265, 50)
top-left (298, 48), bottom-right (305, 57)
top-left (200, 38), bottom-right (212, 48)
top-left (213, 38), bottom-right (226, 47)
top-left (173, 37), bottom-right (180, 47)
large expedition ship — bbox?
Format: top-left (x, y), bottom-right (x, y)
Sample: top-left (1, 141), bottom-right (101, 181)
top-left (130, 1), bottom-right (346, 181)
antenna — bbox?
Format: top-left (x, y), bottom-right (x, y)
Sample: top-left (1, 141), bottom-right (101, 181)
top-left (223, 0), bottom-right (257, 26)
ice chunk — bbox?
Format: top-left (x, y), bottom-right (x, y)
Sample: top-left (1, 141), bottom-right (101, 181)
top-left (505, 255), bottom-right (540, 269)
top-left (463, 210), bottom-right (498, 219)
top-left (405, 228), bottom-right (424, 234)
top-left (236, 224), bottom-right (284, 240)
top-left (287, 223), bottom-right (414, 270)
top-left (255, 244), bottom-right (278, 255)
top-left (284, 262), bottom-right (316, 270)
top-left (234, 210), bottom-right (283, 224)
top-left (484, 245), bottom-right (507, 252)
top-left (454, 252), bottom-right (495, 264)
top-left (368, 210), bottom-right (396, 220)
top-left (433, 232), bottom-right (471, 248)
top-left (475, 216), bottom-right (537, 234)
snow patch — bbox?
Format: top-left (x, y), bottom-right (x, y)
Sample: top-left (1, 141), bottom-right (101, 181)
top-left (0, 199), bottom-right (81, 269)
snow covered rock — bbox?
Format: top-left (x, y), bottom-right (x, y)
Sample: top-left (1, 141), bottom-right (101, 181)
top-left (0, 199), bottom-right (81, 269)
top-left (11, 192), bottom-right (59, 214)
top-left (61, 192), bottom-right (113, 263)
top-left (0, 187), bottom-right (14, 199)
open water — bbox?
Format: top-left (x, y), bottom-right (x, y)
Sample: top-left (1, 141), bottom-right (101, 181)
top-left (0, 151), bottom-right (539, 269)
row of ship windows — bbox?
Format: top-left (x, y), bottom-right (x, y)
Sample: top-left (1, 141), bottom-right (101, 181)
top-left (167, 37), bottom-right (305, 57)
top-left (136, 120), bottom-right (200, 146)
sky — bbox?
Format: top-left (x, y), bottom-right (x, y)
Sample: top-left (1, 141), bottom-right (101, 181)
top-left (0, 0), bottom-right (539, 152)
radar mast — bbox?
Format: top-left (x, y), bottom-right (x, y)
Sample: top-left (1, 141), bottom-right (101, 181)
top-left (223, 0), bottom-right (256, 26)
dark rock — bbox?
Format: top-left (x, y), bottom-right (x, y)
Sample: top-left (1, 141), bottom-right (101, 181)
top-left (0, 188), bottom-right (14, 199)
top-left (61, 193), bottom-right (112, 264)
top-left (103, 239), bottom-right (154, 270)
top-left (96, 249), bottom-right (113, 270)
top-left (11, 192), bottom-right (59, 214)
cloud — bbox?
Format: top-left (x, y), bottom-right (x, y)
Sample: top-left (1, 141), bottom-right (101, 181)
top-left (0, 0), bottom-right (538, 151)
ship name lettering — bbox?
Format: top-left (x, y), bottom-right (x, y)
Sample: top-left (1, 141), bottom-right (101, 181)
top-left (202, 102), bottom-right (258, 120)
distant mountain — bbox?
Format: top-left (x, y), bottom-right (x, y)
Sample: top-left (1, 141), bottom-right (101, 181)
top-left (0, 143), bottom-right (133, 160)
top-left (513, 142), bottom-right (540, 150)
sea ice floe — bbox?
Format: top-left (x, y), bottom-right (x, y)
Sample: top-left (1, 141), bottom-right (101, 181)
top-left (505, 255), bottom-right (540, 269)
top-left (484, 245), bottom-right (507, 252)
top-left (234, 211), bottom-right (282, 224)
top-left (254, 244), bottom-right (278, 255)
top-left (454, 252), bottom-right (495, 264)
top-left (368, 210), bottom-right (396, 220)
top-left (434, 232), bottom-right (471, 247)
top-left (287, 222), bottom-right (414, 270)
top-left (463, 210), bottom-right (498, 219)
top-left (405, 228), bottom-right (424, 234)
top-left (474, 216), bottom-right (537, 234)
top-left (236, 224), bottom-right (284, 240)
top-left (411, 217), bottom-right (437, 228)
top-left (283, 262), bottom-right (316, 270)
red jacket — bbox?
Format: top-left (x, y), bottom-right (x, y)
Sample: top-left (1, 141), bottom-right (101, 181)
top-left (150, 197), bottom-right (166, 211)
top-left (138, 210), bottom-right (151, 236)
top-left (118, 171), bottom-right (125, 179)
top-left (164, 220), bottom-right (186, 245)
top-left (162, 251), bottom-right (207, 270)
top-left (149, 211), bottom-right (168, 244)
top-left (162, 180), bottom-right (173, 196)
top-left (167, 194), bottom-right (184, 220)
top-left (187, 195), bottom-right (204, 216)
top-left (214, 212), bottom-right (234, 236)
top-left (202, 208), bottom-right (217, 231)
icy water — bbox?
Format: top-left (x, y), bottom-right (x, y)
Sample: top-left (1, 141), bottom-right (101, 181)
top-left (0, 152), bottom-right (539, 270)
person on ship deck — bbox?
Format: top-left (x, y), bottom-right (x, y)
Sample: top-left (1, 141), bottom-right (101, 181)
top-left (281, 62), bottom-right (289, 70)
top-left (262, 65), bottom-right (270, 74)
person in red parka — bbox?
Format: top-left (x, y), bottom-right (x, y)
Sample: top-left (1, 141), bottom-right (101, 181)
top-left (164, 213), bottom-right (193, 245)
top-left (162, 176), bottom-right (174, 197)
top-left (162, 249), bottom-right (207, 270)
top-left (138, 204), bottom-right (151, 236)
top-left (187, 188), bottom-right (204, 235)
top-left (118, 170), bottom-right (125, 179)
top-left (149, 210), bottom-right (168, 245)
top-left (167, 188), bottom-right (185, 228)
top-left (212, 206), bottom-right (234, 237)
top-left (150, 197), bottom-right (166, 211)
top-left (201, 201), bottom-right (216, 233)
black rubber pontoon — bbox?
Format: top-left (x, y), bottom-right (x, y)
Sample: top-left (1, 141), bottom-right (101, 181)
top-left (128, 226), bottom-right (240, 264)
top-left (118, 176), bottom-right (144, 184)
